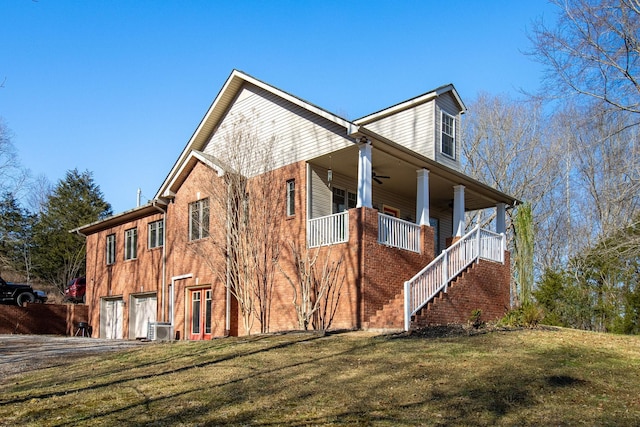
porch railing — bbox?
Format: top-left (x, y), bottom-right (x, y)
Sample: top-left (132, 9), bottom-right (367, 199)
top-left (403, 225), bottom-right (505, 331)
top-left (378, 213), bottom-right (421, 253)
top-left (307, 211), bottom-right (349, 248)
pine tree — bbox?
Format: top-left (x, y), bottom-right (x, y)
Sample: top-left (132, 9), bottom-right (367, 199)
top-left (32, 169), bottom-right (112, 293)
top-left (0, 192), bottom-right (36, 278)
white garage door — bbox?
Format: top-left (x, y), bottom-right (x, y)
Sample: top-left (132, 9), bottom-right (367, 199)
top-left (130, 295), bottom-right (157, 339)
top-left (101, 298), bottom-right (124, 339)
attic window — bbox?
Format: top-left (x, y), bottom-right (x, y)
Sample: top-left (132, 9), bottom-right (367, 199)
top-left (440, 111), bottom-right (456, 159)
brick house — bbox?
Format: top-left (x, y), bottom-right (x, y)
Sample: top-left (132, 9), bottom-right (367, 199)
top-left (75, 70), bottom-right (517, 340)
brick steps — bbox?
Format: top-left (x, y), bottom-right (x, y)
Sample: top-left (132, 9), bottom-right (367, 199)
top-left (364, 256), bottom-right (510, 331)
top-left (410, 264), bottom-right (475, 329)
top-left (364, 262), bottom-right (476, 331)
top-left (365, 292), bottom-right (405, 330)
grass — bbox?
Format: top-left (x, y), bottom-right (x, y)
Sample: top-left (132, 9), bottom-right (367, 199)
top-left (1, 327), bottom-right (639, 426)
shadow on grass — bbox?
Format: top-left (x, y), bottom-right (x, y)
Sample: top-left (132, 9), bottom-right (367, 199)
top-left (0, 333), bottom-right (328, 405)
top-left (4, 330), bottom-right (637, 426)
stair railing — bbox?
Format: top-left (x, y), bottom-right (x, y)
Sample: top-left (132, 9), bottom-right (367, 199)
top-left (403, 225), bottom-right (505, 331)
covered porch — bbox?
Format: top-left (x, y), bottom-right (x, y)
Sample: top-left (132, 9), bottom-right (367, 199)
top-left (305, 135), bottom-right (516, 253)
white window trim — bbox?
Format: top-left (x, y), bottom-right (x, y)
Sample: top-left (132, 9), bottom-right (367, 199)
top-left (189, 198), bottom-right (210, 241)
top-left (286, 179), bottom-right (295, 217)
top-left (148, 219), bottom-right (164, 249)
top-left (106, 234), bottom-right (116, 265)
top-left (332, 186), bottom-right (357, 213)
top-left (440, 110), bottom-right (456, 159)
top-left (124, 228), bottom-right (137, 260)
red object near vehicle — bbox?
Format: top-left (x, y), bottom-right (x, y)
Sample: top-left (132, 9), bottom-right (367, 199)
top-left (64, 277), bottom-right (86, 304)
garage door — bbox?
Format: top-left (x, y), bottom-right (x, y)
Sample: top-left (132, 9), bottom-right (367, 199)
top-left (130, 295), bottom-right (157, 339)
top-left (101, 298), bottom-right (124, 339)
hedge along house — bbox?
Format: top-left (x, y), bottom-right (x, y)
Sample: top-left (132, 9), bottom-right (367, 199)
top-left (74, 70), bottom-right (518, 340)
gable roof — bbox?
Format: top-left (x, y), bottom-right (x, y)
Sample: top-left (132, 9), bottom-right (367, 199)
top-left (353, 83), bottom-right (466, 127)
top-left (155, 69), bottom-right (353, 201)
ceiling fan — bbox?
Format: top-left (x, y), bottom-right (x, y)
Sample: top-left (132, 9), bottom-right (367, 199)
top-left (372, 171), bottom-right (390, 184)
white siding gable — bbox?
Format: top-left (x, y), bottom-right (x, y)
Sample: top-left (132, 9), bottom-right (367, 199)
top-left (203, 83), bottom-right (354, 178)
top-left (363, 100), bottom-right (435, 159)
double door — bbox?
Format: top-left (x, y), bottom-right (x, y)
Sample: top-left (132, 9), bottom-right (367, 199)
top-left (189, 288), bottom-right (212, 340)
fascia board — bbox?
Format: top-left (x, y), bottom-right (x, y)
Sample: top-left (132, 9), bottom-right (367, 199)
top-left (354, 83), bottom-right (467, 126)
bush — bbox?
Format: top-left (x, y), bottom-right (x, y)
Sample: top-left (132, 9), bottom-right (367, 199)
top-left (499, 302), bottom-right (544, 328)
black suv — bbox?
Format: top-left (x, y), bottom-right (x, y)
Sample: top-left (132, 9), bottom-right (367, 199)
top-left (0, 275), bottom-right (47, 306)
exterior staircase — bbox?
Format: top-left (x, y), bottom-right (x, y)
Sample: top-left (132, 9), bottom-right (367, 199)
top-left (365, 225), bottom-right (506, 331)
top-left (366, 262), bottom-right (477, 331)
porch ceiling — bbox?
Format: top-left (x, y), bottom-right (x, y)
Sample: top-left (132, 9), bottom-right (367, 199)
top-left (309, 145), bottom-right (517, 212)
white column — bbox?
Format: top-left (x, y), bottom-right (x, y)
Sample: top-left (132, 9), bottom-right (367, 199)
top-left (496, 202), bottom-right (506, 234)
top-left (356, 140), bottom-right (372, 208)
top-left (416, 169), bottom-right (430, 225)
top-left (453, 185), bottom-right (465, 237)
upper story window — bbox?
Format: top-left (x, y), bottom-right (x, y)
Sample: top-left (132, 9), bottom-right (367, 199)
top-left (189, 198), bottom-right (210, 241)
top-left (286, 179), bottom-right (295, 216)
top-left (106, 234), bottom-right (116, 265)
top-left (440, 111), bottom-right (456, 159)
top-left (332, 187), bottom-right (357, 213)
top-left (124, 227), bottom-right (137, 260)
top-left (148, 220), bottom-right (164, 249)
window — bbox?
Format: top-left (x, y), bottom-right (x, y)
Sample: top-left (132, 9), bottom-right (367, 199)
top-left (148, 220), bottom-right (164, 249)
top-left (441, 111), bottom-right (456, 158)
top-left (347, 191), bottom-right (357, 210)
top-left (332, 187), bottom-right (357, 213)
top-left (286, 179), bottom-right (295, 216)
top-left (106, 234), bottom-right (116, 265)
top-left (124, 228), bottom-right (137, 260)
top-left (189, 198), bottom-right (210, 241)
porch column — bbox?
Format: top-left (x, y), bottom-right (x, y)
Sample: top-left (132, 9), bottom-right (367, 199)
top-left (356, 139), bottom-right (372, 208)
top-left (416, 169), bottom-right (430, 225)
top-left (453, 185), bottom-right (465, 237)
top-left (496, 202), bottom-right (506, 234)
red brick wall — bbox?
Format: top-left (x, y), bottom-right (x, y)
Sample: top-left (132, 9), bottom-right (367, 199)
top-left (412, 251), bottom-right (511, 327)
top-left (82, 156), bottom-right (512, 338)
top-left (0, 303), bottom-right (89, 336)
top-left (358, 207), bottom-right (435, 327)
top-left (85, 211), bottom-right (164, 338)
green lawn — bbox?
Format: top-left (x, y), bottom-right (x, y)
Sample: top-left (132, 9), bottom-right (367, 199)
top-left (1, 328), bottom-right (639, 426)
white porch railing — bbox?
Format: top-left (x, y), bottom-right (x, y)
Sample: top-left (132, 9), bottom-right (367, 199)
top-left (403, 225), bottom-right (505, 331)
top-left (307, 212), bottom-right (349, 248)
top-left (378, 213), bottom-right (421, 253)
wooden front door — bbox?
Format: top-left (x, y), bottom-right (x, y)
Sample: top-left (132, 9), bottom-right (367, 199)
top-left (189, 288), bottom-right (212, 340)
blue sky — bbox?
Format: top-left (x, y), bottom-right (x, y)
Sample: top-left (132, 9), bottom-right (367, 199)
top-left (1, 1), bottom-right (558, 214)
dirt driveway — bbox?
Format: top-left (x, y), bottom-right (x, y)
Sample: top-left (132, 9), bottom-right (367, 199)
top-left (0, 335), bottom-right (146, 381)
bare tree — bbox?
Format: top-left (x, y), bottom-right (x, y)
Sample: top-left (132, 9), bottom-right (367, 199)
top-left (529, 0), bottom-right (640, 117)
top-left (0, 119), bottom-right (28, 198)
top-left (278, 243), bottom-right (345, 331)
top-left (462, 93), bottom-right (563, 300)
top-left (187, 115), bottom-right (282, 335)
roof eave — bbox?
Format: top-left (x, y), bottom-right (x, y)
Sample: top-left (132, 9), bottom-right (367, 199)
top-left (354, 83), bottom-right (467, 126)
top-left (71, 201), bottom-right (168, 236)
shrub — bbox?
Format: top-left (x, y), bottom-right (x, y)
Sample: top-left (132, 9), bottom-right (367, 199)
top-left (499, 302), bottom-right (544, 328)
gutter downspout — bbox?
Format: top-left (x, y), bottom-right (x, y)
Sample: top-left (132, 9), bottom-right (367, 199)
top-left (152, 201), bottom-right (168, 322)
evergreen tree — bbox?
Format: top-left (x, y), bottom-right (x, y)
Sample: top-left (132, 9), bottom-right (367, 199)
top-left (0, 192), bottom-right (36, 278)
top-left (32, 169), bottom-right (112, 293)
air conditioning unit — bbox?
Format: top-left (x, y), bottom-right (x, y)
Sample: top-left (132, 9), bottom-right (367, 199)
top-left (147, 321), bottom-right (173, 341)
